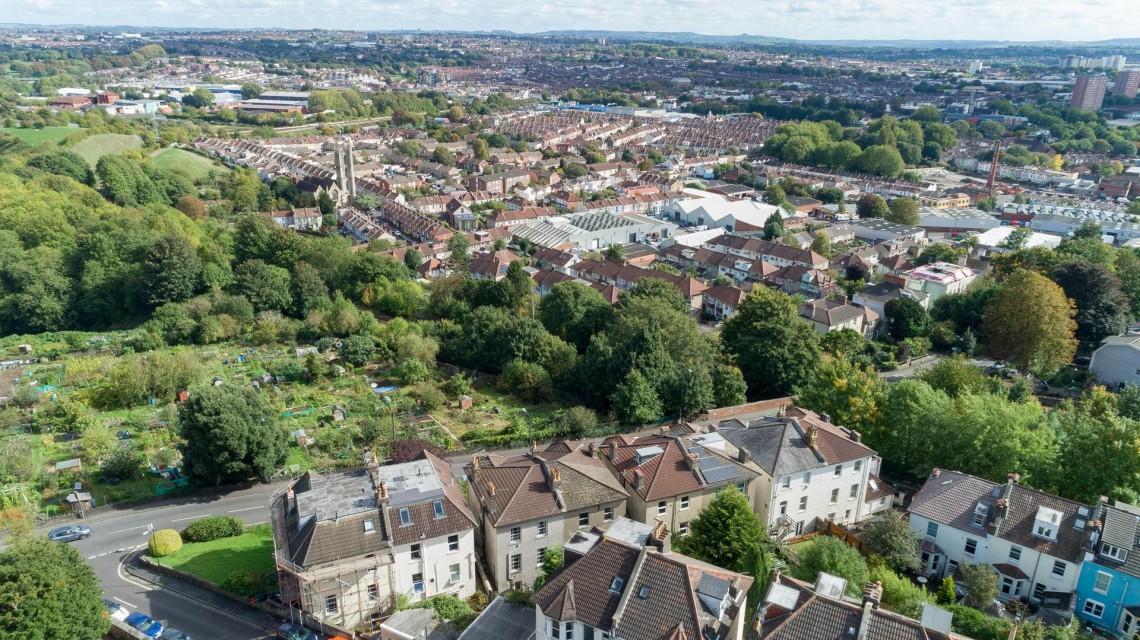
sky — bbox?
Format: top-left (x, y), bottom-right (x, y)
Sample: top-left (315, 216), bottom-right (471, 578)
top-left (5, 0), bottom-right (1140, 42)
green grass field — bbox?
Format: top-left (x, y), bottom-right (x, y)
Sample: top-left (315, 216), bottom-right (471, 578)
top-left (149, 148), bottom-right (228, 180)
top-left (0, 126), bottom-right (77, 145)
top-left (153, 524), bottom-right (275, 585)
top-left (71, 133), bottom-right (143, 167)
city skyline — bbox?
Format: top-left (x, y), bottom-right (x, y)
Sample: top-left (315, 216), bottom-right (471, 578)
top-left (6, 0), bottom-right (1140, 43)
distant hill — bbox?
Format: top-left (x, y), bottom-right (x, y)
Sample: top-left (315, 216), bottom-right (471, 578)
top-left (0, 24), bottom-right (1137, 50)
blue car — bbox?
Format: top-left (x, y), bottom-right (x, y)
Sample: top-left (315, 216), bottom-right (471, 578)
top-left (160, 629), bottom-right (192, 640)
top-left (125, 612), bottom-right (164, 638)
top-left (276, 622), bottom-right (318, 640)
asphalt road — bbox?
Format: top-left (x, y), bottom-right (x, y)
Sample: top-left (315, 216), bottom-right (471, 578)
top-left (42, 483), bottom-right (284, 640)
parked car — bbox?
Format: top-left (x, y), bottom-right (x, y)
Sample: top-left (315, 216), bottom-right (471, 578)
top-left (124, 612), bottom-right (164, 638)
top-left (160, 629), bottom-right (192, 640)
top-left (102, 598), bottom-right (129, 621)
top-left (276, 622), bottom-right (318, 640)
top-left (48, 525), bottom-right (91, 542)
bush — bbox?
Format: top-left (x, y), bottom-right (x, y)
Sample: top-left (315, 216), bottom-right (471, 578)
top-left (414, 385), bottom-right (446, 411)
top-left (148, 529), bottom-right (183, 557)
top-left (798, 536), bottom-right (868, 596)
top-left (393, 359), bottom-right (431, 385)
top-left (946, 604), bottom-right (1010, 640)
top-left (182, 515), bottom-right (244, 542)
top-left (220, 571), bottom-right (259, 596)
top-left (869, 564), bottom-right (930, 618)
top-left (101, 447), bottom-right (145, 481)
top-left (498, 359), bottom-right (552, 401)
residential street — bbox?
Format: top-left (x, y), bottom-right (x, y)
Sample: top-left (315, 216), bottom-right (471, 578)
top-left (39, 483), bottom-right (284, 640)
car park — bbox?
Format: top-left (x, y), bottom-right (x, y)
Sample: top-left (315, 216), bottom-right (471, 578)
top-left (125, 612), bottom-right (164, 638)
top-left (47, 525), bottom-right (91, 542)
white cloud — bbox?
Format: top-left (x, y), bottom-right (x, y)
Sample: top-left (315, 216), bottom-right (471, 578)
top-left (5, 0), bottom-right (1139, 41)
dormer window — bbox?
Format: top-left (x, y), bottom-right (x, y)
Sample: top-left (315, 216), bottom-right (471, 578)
top-left (973, 503), bottom-right (988, 527)
top-left (432, 500), bottom-right (445, 519)
top-left (364, 519), bottom-right (375, 533)
top-left (1033, 506), bottom-right (1062, 542)
top-left (399, 507), bottom-right (411, 526)
top-left (1102, 542), bottom-right (1127, 562)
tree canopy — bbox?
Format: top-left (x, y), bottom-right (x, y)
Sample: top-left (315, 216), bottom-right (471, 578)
top-left (0, 537), bottom-right (109, 640)
top-left (178, 384), bottom-right (288, 485)
top-left (722, 287), bottom-right (820, 398)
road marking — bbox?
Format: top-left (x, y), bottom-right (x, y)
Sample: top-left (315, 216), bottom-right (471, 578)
top-left (116, 554), bottom-right (153, 591)
top-left (170, 514), bottom-right (210, 522)
top-left (227, 506), bottom-right (261, 513)
top-left (108, 525), bottom-right (149, 535)
top-left (112, 597), bottom-right (136, 609)
top-left (247, 520), bottom-right (268, 526)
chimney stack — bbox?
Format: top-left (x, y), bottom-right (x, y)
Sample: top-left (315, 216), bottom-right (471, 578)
top-left (737, 447), bottom-right (749, 463)
top-left (849, 430), bottom-right (862, 443)
top-left (806, 425), bottom-right (819, 447)
top-left (488, 481), bottom-right (496, 497)
top-left (820, 412), bottom-right (831, 424)
top-left (686, 453), bottom-right (699, 470)
top-left (862, 581), bottom-right (883, 610)
top-left (632, 470), bottom-right (644, 491)
top-left (608, 441), bottom-right (618, 461)
top-left (376, 481), bottom-right (389, 503)
top-left (777, 404), bottom-right (787, 418)
top-left (650, 519), bottom-right (671, 553)
top-left (588, 442), bottom-right (596, 457)
top-left (551, 467), bottom-right (562, 486)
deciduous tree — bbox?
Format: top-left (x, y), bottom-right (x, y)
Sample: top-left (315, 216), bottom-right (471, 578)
top-left (863, 510), bottom-right (919, 572)
top-left (983, 270), bottom-right (1077, 373)
top-left (722, 287), bottom-right (820, 397)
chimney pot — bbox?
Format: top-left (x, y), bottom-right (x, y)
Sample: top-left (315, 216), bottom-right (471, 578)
top-left (488, 481), bottom-right (496, 497)
top-left (820, 412), bottom-right (831, 424)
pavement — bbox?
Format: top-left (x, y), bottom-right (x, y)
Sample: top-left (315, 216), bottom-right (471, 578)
top-left (39, 482), bottom-right (288, 640)
top-left (877, 354), bottom-right (997, 383)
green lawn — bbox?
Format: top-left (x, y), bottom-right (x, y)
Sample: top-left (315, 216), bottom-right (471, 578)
top-left (0, 126), bottom-right (77, 145)
top-left (153, 524), bottom-right (275, 585)
top-left (149, 148), bottom-right (228, 180)
top-left (71, 133), bottom-right (142, 167)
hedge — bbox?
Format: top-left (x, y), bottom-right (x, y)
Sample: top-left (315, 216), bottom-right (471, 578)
top-left (148, 529), bottom-right (183, 557)
top-left (182, 515), bottom-right (244, 543)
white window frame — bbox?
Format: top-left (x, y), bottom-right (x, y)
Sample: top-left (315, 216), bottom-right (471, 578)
top-left (965, 538), bottom-right (977, 555)
top-left (448, 534), bottom-right (459, 553)
top-left (680, 495), bottom-right (690, 510)
top-left (538, 547), bottom-right (547, 567)
top-left (1084, 599), bottom-right (1105, 618)
top-left (834, 464), bottom-right (843, 477)
top-left (1094, 571), bottom-right (1112, 595)
top-left (509, 553), bottom-right (522, 574)
top-left (853, 460), bottom-right (862, 473)
top-left (1009, 546), bottom-right (1022, 563)
top-left (603, 507), bottom-right (614, 522)
top-left (1102, 542), bottom-right (1126, 561)
top-left (658, 501), bottom-right (667, 516)
top-left (1052, 560), bottom-right (1065, 577)
top-left (830, 488), bottom-right (839, 504)
top-left (412, 572), bottom-right (424, 594)
top-left (325, 594), bottom-right (338, 613)
top-left (849, 484), bottom-right (858, 500)
top-left (679, 521), bottom-right (689, 536)
top-left (367, 584), bottom-right (379, 602)
top-left (410, 543), bottom-right (421, 560)
top-left (510, 527), bottom-right (521, 543)
top-left (399, 507), bottom-right (411, 526)
top-left (432, 500), bottom-right (445, 519)
top-left (450, 563), bottom-right (461, 583)
top-left (926, 521), bottom-right (939, 537)
top-left (578, 512), bottom-right (589, 527)
top-left (798, 496), bottom-right (808, 512)
top-left (537, 520), bottom-right (548, 537)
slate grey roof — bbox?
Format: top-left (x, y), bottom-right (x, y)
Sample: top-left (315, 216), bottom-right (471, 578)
top-left (716, 408), bottom-right (874, 477)
top-left (282, 451), bottom-right (472, 568)
top-left (909, 469), bottom-right (1094, 565)
top-left (907, 469), bottom-right (1000, 533)
top-left (458, 596), bottom-right (535, 640)
top-left (759, 573), bottom-right (966, 640)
